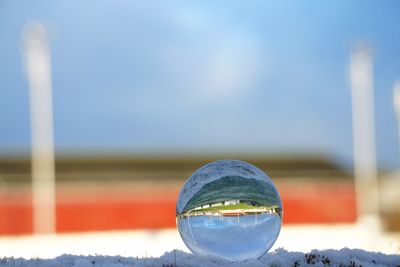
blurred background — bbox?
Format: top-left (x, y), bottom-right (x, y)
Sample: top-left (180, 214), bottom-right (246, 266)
top-left (0, 0), bottom-right (400, 258)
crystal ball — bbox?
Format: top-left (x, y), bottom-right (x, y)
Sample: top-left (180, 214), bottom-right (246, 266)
top-left (176, 159), bottom-right (282, 261)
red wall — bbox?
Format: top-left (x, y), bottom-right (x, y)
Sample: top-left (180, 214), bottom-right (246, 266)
top-left (0, 182), bottom-right (356, 235)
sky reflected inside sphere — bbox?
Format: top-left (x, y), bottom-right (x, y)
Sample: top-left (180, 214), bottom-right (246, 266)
top-left (176, 160), bottom-right (282, 261)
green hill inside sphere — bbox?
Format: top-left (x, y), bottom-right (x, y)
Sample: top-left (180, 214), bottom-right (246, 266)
top-left (181, 175), bottom-right (281, 214)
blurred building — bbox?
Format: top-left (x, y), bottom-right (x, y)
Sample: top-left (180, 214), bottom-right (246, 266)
top-left (0, 154), bottom-right (359, 235)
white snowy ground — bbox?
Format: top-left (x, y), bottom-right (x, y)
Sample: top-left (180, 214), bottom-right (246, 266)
top-left (1, 248), bottom-right (399, 267)
top-left (0, 223), bottom-right (399, 266)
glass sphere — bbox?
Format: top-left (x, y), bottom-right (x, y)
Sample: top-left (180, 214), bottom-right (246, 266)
top-left (176, 159), bottom-right (282, 261)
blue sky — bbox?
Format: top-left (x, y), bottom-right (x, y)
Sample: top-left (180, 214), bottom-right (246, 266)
top-left (1, 1), bottom-right (400, 169)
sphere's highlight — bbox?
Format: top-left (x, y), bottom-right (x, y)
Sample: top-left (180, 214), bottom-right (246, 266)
top-left (176, 159), bottom-right (282, 261)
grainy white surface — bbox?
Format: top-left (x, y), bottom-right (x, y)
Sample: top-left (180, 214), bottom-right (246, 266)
top-left (0, 248), bottom-right (399, 267)
top-left (0, 224), bottom-right (399, 266)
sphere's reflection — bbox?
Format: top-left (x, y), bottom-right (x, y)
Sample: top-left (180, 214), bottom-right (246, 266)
top-left (176, 160), bottom-right (282, 261)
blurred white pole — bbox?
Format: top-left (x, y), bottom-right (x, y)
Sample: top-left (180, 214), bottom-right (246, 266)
top-left (22, 22), bottom-right (56, 235)
top-left (393, 81), bottom-right (400, 172)
top-left (349, 45), bottom-right (380, 223)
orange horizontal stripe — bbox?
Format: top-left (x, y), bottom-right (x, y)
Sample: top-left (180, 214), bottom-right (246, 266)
top-left (0, 182), bottom-right (356, 235)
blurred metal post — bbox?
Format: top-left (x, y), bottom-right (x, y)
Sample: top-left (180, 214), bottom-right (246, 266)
top-left (349, 45), bottom-right (380, 223)
top-left (22, 22), bottom-right (56, 234)
top-left (393, 81), bottom-right (400, 169)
